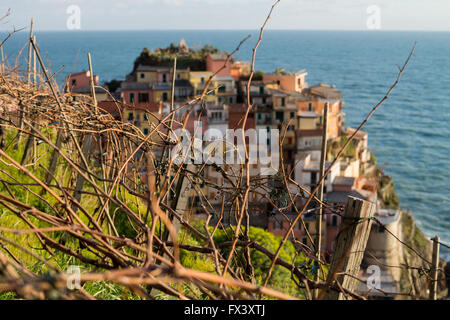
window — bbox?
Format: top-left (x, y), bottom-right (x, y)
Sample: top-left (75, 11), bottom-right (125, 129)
top-left (310, 172), bottom-right (317, 185)
top-left (143, 113), bottom-right (148, 121)
top-left (281, 97), bottom-right (285, 107)
top-left (378, 225), bottom-right (385, 233)
top-left (162, 92), bottom-right (168, 102)
top-left (140, 73), bottom-right (145, 79)
top-left (128, 113), bottom-right (134, 121)
top-left (218, 97), bottom-right (222, 103)
top-left (305, 223), bottom-right (309, 232)
top-left (201, 77), bottom-right (205, 84)
top-left (71, 79), bottom-right (76, 86)
top-left (290, 112), bottom-right (295, 118)
top-left (257, 113), bottom-right (262, 120)
top-left (162, 74), bottom-right (167, 83)
top-left (218, 86), bottom-right (226, 93)
top-left (229, 97), bottom-right (233, 104)
top-left (138, 92), bottom-right (149, 103)
top-left (308, 102), bottom-right (312, 111)
top-left (274, 220), bottom-right (283, 230)
top-left (276, 111), bottom-right (284, 122)
top-left (302, 237), bottom-right (307, 245)
top-left (332, 215), bottom-right (338, 227)
top-left (177, 73), bottom-right (181, 80)
top-left (144, 128), bottom-right (149, 135)
top-left (129, 92), bottom-right (135, 103)
top-left (262, 97), bottom-right (267, 104)
top-left (259, 86), bottom-right (264, 95)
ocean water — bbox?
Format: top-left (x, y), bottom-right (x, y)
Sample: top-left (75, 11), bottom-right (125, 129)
top-left (1, 30), bottom-right (449, 258)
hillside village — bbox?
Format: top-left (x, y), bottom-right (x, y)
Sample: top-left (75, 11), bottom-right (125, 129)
top-left (64, 39), bottom-right (445, 299)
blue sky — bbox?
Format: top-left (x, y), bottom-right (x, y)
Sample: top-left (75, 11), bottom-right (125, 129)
top-left (1, 0), bottom-right (450, 31)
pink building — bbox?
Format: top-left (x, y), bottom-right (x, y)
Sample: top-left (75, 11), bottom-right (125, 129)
top-left (206, 53), bottom-right (231, 76)
top-left (120, 82), bottom-right (154, 109)
top-left (66, 71), bottom-right (98, 92)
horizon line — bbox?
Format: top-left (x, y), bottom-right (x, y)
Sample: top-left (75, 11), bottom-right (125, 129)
top-left (4, 28), bottom-right (450, 33)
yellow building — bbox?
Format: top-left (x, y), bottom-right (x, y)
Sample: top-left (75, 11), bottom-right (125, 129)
top-left (189, 71), bottom-right (215, 103)
top-left (136, 65), bottom-right (171, 84)
top-left (153, 84), bottom-right (171, 103)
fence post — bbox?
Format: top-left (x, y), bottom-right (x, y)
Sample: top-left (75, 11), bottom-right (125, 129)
top-left (429, 235), bottom-right (440, 300)
top-left (323, 196), bottom-right (375, 300)
top-left (314, 101), bottom-right (328, 299)
top-left (71, 53), bottom-right (97, 211)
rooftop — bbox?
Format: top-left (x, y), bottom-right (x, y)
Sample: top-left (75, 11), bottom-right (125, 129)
top-left (306, 83), bottom-right (343, 100)
top-left (208, 53), bottom-right (229, 61)
top-left (121, 81), bottom-right (152, 91)
top-left (375, 209), bottom-right (401, 225)
top-left (326, 190), bottom-right (366, 204)
top-left (333, 176), bottom-right (355, 187)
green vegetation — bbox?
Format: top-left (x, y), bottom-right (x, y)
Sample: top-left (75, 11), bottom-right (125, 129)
top-left (327, 136), bottom-right (357, 161)
top-left (0, 128), bottom-right (148, 300)
top-left (378, 174), bottom-right (400, 209)
top-left (186, 220), bottom-right (322, 298)
top-left (132, 44), bottom-right (228, 73)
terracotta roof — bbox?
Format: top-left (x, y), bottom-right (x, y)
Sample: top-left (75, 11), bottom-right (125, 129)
top-left (98, 100), bottom-right (161, 114)
top-left (228, 103), bottom-right (253, 113)
top-left (98, 100), bottom-right (124, 115)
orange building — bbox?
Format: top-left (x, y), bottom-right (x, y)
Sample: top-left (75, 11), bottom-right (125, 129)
top-left (263, 70), bottom-right (308, 92)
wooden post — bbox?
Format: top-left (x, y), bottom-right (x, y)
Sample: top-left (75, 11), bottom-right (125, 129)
top-left (87, 53), bottom-right (97, 111)
top-left (32, 35), bottom-right (37, 167)
top-left (429, 235), bottom-right (440, 300)
top-left (322, 196), bottom-right (375, 300)
top-left (0, 46), bottom-right (4, 73)
top-left (33, 36), bottom-right (37, 86)
top-left (314, 102), bottom-right (328, 298)
top-left (71, 53), bottom-right (97, 211)
top-left (27, 18), bottom-right (34, 84)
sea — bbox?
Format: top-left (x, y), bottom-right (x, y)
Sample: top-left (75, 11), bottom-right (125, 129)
top-left (1, 30), bottom-right (449, 259)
